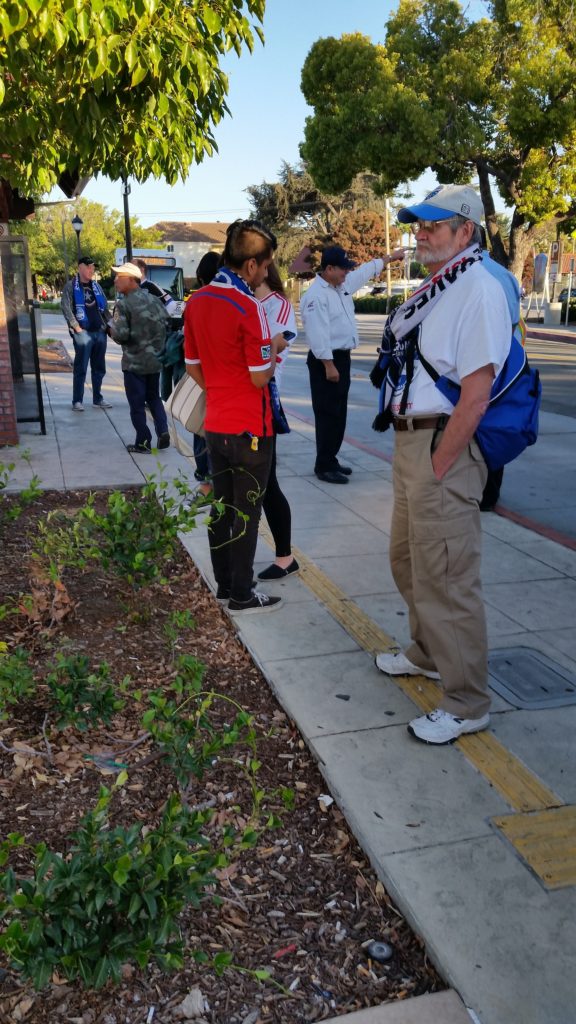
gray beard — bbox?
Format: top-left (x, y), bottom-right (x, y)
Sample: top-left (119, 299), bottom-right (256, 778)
top-left (416, 241), bottom-right (461, 267)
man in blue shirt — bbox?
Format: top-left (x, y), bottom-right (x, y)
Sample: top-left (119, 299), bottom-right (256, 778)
top-left (61, 256), bottom-right (112, 411)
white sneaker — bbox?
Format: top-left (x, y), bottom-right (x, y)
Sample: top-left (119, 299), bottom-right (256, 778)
top-left (94, 399), bottom-right (113, 409)
top-left (408, 708), bottom-right (490, 745)
top-left (375, 651), bottom-right (440, 680)
top-left (72, 402), bottom-right (84, 412)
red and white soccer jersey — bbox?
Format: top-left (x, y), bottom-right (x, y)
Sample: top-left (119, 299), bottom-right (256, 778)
top-left (184, 273), bottom-right (273, 436)
top-left (259, 291), bottom-right (297, 389)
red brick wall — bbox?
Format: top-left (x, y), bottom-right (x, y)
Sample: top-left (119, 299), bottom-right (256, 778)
top-left (0, 259), bottom-right (19, 446)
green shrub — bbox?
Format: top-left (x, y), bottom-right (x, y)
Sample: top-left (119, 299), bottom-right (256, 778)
top-left (46, 653), bottom-right (125, 731)
top-left (0, 454), bottom-right (42, 524)
top-left (353, 294), bottom-right (405, 315)
top-left (560, 300), bottom-right (576, 323)
top-left (33, 472), bottom-right (200, 588)
top-left (0, 780), bottom-right (243, 989)
top-left (0, 648), bottom-right (35, 720)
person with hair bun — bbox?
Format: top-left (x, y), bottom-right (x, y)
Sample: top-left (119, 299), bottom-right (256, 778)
top-left (254, 261), bottom-right (299, 580)
top-left (183, 220), bottom-right (286, 614)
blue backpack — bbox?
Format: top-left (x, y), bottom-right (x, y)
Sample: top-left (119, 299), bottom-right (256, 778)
top-left (418, 333), bottom-right (542, 471)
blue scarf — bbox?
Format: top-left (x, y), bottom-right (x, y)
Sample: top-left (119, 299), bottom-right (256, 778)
top-left (73, 275), bottom-right (108, 329)
top-left (212, 267), bottom-right (253, 296)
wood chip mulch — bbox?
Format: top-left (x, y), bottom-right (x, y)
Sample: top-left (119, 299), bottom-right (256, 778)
top-left (0, 489), bottom-right (444, 1024)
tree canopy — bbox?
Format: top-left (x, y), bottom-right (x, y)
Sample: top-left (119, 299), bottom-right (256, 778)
top-left (0, 0), bottom-right (264, 201)
top-left (300, 0), bottom-right (576, 276)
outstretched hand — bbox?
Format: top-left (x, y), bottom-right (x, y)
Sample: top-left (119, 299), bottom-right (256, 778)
top-left (385, 248), bottom-right (408, 264)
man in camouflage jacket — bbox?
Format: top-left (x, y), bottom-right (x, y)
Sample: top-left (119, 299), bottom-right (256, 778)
top-left (109, 262), bottom-right (171, 454)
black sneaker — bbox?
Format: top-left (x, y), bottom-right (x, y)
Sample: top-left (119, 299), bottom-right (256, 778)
top-left (228, 590), bottom-right (282, 613)
top-left (216, 581), bottom-right (256, 602)
top-left (157, 432), bottom-right (170, 450)
top-left (127, 442), bottom-right (151, 454)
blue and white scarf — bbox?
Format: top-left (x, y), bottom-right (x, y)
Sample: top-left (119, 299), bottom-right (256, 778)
top-left (372, 244), bottom-right (483, 430)
top-left (73, 275), bottom-right (108, 329)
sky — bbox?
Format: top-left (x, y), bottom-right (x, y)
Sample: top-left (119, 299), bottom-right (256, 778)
top-left (49, 0), bottom-right (486, 228)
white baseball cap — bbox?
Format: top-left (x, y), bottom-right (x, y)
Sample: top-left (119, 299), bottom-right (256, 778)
top-left (111, 262), bottom-right (142, 280)
top-left (397, 184), bottom-right (484, 226)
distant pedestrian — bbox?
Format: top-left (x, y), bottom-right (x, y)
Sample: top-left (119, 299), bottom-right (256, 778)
top-left (254, 261), bottom-right (299, 580)
top-left (300, 244), bottom-right (405, 483)
top-left (109, 262), bottom-right (170, 454)
top-left (373, 184), bottom-right (511, 744)
top-left (61, 255), bottom-right (112, 411)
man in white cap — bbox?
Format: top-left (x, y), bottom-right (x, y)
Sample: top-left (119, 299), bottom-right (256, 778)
top-left (109, 262), bottom-right (170, 454)
top-left (373, 185), bottom-right (511, 744)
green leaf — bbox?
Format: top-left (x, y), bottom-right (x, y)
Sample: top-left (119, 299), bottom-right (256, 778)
top-left (131, 64), bottom-right (148, 87)
top-left (202, 7), bottom-right (221, 34)
top-left (125, 39), bottom-right (138, 70)
top-left (77, 8), bottom-right (90, 40)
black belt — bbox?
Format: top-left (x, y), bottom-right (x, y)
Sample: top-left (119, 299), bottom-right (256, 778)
top-left (393, 415), bottom-right (449, 432)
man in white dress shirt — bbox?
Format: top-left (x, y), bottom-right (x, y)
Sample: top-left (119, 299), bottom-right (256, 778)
top-left (300, 244), bottom-right (404, 483)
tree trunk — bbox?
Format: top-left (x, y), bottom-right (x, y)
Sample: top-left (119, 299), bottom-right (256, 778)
top-left (508, 214), bottom-right (534, 282)
top-left (476, 161), bottom-right (508, 266)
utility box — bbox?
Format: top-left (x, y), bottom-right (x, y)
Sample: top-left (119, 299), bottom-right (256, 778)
top-left (544, 301), bottom-right (562, 326)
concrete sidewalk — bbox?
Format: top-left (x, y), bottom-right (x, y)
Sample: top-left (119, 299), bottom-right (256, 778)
top-left (4, 335), bottom-right (576, 1024)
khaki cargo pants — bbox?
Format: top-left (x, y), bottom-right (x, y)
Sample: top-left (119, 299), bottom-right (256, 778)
top-left (389, 426), bottom-right (490, 720)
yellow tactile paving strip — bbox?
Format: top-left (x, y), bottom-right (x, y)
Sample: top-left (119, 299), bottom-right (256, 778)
top-left (492, 807), bottom-right (576, 889)
top-left (281, 537), bottom-right (575, 886)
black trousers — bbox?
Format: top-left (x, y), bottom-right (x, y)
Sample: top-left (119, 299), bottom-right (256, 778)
top-left (205, 431), bottom-right (273, 602)
top-left (307, 349), bottom-right (351, 473)
top-left (262, 436), bottom-right (292, 557)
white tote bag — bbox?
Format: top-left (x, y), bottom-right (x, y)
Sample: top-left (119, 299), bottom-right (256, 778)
top-left (165, 374), bottom-right (206, 437)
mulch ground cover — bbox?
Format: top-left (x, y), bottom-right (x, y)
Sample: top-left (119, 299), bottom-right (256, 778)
top-left (0, 488), bottom-right (444, 1024)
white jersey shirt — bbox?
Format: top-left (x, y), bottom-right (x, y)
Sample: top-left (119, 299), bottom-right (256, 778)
top-left (300, 259), bottom-right (384, 360)
top-left (259, 291), bottom-right (297, 389)
top-left (391, 263), bottom-right (511, 418)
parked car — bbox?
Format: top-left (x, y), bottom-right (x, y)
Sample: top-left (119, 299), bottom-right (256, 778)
top-left (559, 287), bottom-right (576, 303)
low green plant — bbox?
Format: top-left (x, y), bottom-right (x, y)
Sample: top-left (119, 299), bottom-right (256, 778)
top-left (46, 653), bottom-right (125, 731)
top-left (0, 776), bottom-right (252, 990)
top-left (33, 470), bottom-right (201, 588)
top-left (0, 648), bottom-right (35, 720)
top-left (140, 656), bottom-right (261, 796)
top-left (163, 609), bottom-right (196, 660)
top-left (0, 453), bottom-right (42, 523)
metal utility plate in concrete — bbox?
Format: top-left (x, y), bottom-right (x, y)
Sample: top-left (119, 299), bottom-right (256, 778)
top-left (488, 647), bottom-right (576, 710)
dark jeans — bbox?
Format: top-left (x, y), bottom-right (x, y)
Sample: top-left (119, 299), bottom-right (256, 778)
top-left (205, 431), bottom-right (273, 602)
top-left (262, 436), bottom-right (292, 557)
top-left (72, 329), bottom-right (107, 405)
top-left (307, 349), bottom-right (351, 473)
top-left (193, 433), bottom-right (210, 481)
top-left (123, 370), bottom-right (168, 446)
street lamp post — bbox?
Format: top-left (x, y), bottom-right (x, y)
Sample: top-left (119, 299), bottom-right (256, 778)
top-left (71, 214), bottom-right (83, 261)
